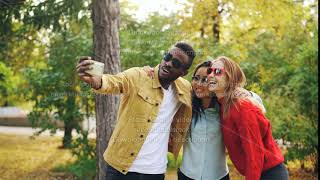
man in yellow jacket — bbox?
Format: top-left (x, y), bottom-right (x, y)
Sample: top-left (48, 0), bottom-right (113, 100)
top-left (76, 42), bottom-right (195, 180)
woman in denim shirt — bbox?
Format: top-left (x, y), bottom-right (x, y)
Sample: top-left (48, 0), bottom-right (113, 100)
top-left (178, 61), bottom-right (230, 180)
top-left (178, 60), bottom-right (266, 180)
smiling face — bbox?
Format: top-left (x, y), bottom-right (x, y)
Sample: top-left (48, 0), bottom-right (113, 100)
top-left (192, 67), bottom-right (211, 99)
top-left (208, 60), bottom-right (227, 95)
top-left (158, 47), bottom-right (190, 82)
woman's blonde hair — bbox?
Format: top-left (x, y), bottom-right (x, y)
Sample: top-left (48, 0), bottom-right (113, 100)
top-left (214, 56), bottom-right (264, 118)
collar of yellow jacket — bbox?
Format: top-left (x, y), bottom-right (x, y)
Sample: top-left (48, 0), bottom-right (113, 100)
top-left (153, 65), bottom-right (187, 96)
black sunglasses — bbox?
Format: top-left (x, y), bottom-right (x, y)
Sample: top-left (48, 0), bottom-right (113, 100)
top-left (163, 52), bottom-right (183, 69)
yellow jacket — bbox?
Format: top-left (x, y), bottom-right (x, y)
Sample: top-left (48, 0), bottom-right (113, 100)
top-left (94, 65), bottom-right (192, 174)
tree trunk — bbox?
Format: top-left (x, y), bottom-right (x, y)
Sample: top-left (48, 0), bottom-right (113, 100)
top-left (62, 121), bottom-right (73, 148)
top-left (62, 92), bottom-right (78, 148)
top-left (212, 4), bottom-right (222, 44)
top-left (212, 14), bottom-right (220, 44)
top-left (92, 0), bottom-right (121, 179)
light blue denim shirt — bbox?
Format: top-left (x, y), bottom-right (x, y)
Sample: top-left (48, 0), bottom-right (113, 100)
top-left (179, 91), bottom-right (265, 180)
top-left (179, 107), bottom-right (229, 180)
top-left (250, 91), bottom-right (266, 113)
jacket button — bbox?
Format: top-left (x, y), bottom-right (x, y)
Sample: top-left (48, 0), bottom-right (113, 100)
top-left (155, 103), bottom-right (159, 106)
top-left (122, 170), bottom-right (126, 173)
top-left (140, 135), bottom-right (144, 138)
top-left (130, 153), bottom-right (134, 156)
top-left (147, 119), bottom-right (151, 122)
top-left (146, 97), bottom-right (149, 100)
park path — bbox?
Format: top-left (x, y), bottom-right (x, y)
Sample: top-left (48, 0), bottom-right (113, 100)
top-left (0, 126), bottom-right (96, 138)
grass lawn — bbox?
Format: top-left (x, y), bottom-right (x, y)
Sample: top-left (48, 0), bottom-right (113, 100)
top-left (0, 133), bottom-right (317, 180)
top-left (0, 133), bottom-right (74, 180)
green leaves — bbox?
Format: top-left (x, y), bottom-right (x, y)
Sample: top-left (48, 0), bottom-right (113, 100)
top-left (120, 13), bottom-right (182, 69)
top-left (0, 62), bottom-right (15, 105)
top-left (21, 18), bottom-right (95, 148)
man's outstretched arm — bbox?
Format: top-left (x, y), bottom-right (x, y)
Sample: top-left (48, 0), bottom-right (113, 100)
top-left (76, 56), bottom-right (138, 94)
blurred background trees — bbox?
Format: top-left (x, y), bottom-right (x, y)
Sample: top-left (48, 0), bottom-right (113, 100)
top-left (0, 0), bottom-right (318, 177)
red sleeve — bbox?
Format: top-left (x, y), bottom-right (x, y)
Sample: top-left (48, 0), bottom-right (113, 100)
top-left (235, 106), bottom-right (264, 180)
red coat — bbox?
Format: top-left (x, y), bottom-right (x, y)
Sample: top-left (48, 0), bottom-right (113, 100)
top-left (219, 98), bottom-right (284, 180)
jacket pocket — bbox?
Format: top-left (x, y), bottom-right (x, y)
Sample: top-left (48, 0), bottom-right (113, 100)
top-left (137, 90), bottom-right (157, 105)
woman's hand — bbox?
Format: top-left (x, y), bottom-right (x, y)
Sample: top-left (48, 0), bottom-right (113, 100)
top-left (143, 66), bottom-right (155, 79)
top-left (234, 87), bottom-right (251, 98)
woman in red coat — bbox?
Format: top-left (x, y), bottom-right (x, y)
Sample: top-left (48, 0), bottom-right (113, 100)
top-left (207, 56), bottom-right (289, 180)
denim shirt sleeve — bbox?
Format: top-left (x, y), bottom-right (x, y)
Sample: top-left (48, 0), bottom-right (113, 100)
top-left (250, 91), bottom-right (267, 113)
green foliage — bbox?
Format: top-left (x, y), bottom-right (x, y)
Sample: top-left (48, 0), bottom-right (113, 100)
top-left (66, 157), bottom-right (96, 180)
top-left (284, 32), bottom-right (318, 168)
top-left (53, 131), bottom-right (96, 179)
top-left (120, 12), bottom-right (185, 70)
top-left (69, 131), bottom-right (96, 179)
top-left (243, 25), bottom-right (318, 169)
top-left (13, 0), bottom-right (91, 31)
top-left (0, 0), bottom-right (91, 67)
top-left (24, 20), bottom-right (94, 147)
top-left (52, 125), bottom-right (96, 179)
top-left (0, 0), bottom-right (92, 107)
top-left (53, 153), bottom-right (96, 180)
top-left (0, 62), bottom-right (15, 105)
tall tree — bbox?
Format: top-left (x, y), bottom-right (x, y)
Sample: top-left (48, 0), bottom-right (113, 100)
top-left (1, 0), bottom-right (92, 145)
top-left (25, 25), bottom-right (94, 148)
top-left (92, 0), bottom-right (121, 179)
